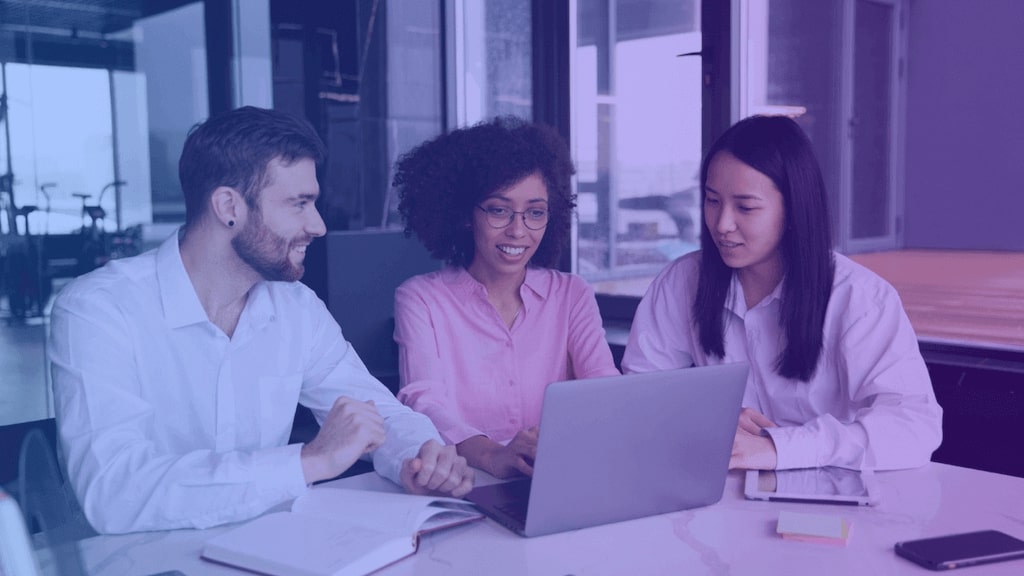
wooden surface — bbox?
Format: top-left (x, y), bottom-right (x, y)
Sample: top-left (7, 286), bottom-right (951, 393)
top-left (851, 250), bottom-right (1024, 351)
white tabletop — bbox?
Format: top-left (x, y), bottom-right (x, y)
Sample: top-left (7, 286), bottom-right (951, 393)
top-left (73, 463), bottom-right (1024, 575)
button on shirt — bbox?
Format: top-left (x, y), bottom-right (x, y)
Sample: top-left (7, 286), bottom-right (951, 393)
top-left (622, 251), bottom-right (942, 471)
top-left (49, 232), bottom-right (441, 534)
top-left (395, 267), bottom-right (619, 444)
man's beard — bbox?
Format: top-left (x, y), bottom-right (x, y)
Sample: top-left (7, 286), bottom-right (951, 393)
top-left (232, 212), bottom-right (308, 282)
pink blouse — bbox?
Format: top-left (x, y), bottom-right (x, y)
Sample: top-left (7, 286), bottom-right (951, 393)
top-left (395, 267), bottom-right (619, 444)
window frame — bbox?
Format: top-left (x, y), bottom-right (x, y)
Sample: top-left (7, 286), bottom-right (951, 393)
top-left (588, 0), bottom-right (733, 323)
top-left (839, 0), bottom-right (907, 254)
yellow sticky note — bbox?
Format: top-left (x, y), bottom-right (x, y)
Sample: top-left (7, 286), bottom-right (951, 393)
top-left (777, 511), bottom-right (851, 545)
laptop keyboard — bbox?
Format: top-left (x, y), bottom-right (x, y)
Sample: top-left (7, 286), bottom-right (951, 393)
top-left (469, 478), bottom-right (532, 528)
top-left (494, 499), bottom-right (528, 525)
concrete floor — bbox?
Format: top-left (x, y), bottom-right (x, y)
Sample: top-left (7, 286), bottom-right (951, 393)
top-left (0, 301), bottom-right (53, 426)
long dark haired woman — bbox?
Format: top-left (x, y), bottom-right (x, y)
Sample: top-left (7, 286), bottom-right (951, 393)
top-left (622, 115), bottom-right (942, 471)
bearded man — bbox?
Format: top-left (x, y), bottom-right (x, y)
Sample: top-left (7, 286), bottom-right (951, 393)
top-left (49, 106), bottom-right (472, 534)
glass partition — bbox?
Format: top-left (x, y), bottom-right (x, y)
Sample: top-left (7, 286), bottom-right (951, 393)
top-left (0, 0), bottom-right (208, 426)
top-left (574, 0), bottom-right (703, 296)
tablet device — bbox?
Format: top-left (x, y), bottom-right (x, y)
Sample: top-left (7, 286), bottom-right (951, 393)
top-left (895, 530), bottom-right (1024, 570)
top-left (743, 467), bottom-right (879, 506)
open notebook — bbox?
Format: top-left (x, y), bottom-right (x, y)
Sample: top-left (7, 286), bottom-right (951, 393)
top-left (201, 488), bottom-right (482, 576)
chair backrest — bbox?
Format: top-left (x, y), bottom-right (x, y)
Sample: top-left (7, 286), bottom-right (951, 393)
top-left (0, 419), bottom-right (93, 574)
top-left (0, 487), bottom-right (43, 576)
top-left (0, 419), bottom-right (59, 488)
top-left (325, 229), bottom-right (441, 392)
top-left (17, 429), bottom-right (92, 538)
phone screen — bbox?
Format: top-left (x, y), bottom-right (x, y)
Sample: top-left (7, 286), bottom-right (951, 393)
top-left (895, 530), bottom-right (1024, 570)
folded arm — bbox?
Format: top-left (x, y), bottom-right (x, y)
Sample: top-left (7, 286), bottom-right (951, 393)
top-left (295, 298), bottom-right (450, 488)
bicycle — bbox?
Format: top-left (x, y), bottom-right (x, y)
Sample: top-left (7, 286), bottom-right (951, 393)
top-left (71, 181), bottom-right (139, 276)
top-left (0, 179), bottom-right (50, 320)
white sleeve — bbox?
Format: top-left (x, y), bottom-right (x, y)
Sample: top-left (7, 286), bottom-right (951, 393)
top-left (621, 261), bottom-right (696, 374)
top-left (297, 296), bottom-right (443, 485)
top-left (768, 289), bottom-right (943, 471)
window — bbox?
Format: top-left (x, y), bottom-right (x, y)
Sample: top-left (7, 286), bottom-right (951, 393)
top-left (270, 0), bottom-right (534, 234)
top-left (447, 0), bottom-right (533, 127)
top-left (739, 0), bottom-right (905, 253)
top-left (573, 0), bottom-right (703, 298)
top-left (271, 0), bottom-right (445, 233)
top-left (0, 1), bottom-right (210, 426)
top-left (573, 0), bottom-right (907, 299)
top-left (2, 64), bottom-right (115, 235)
top-left (574, 0), bottom-right (1024, 352)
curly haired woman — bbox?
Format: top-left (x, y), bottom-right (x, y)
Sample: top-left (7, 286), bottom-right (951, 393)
top-left (392, 116), bottom-right (619, 479)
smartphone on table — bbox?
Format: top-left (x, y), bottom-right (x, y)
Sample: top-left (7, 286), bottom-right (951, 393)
top-left (894, 530), bottom-right (1024, 570)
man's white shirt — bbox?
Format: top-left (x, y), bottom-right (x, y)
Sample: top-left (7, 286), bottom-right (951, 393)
top-left (49, 231), bottom-right (441, 534)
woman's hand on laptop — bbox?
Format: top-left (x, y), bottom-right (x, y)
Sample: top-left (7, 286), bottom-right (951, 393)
top-left (401, 439), bottom-right (475, 498)
top-left (458, 428), bottom-right (538, 479)
top-left (502, 427), bottom-right (539, 476)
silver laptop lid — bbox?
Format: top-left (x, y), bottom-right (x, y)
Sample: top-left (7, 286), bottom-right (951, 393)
top-left (524, 363), bottom-right (748, 537)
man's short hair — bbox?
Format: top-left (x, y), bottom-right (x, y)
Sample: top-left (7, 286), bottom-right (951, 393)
top-left (178, 106), bottom-right (326, 228)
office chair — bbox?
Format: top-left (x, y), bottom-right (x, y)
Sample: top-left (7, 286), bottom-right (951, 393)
top-left (0, 419), bottom-right (94, 575)
top-left (324, 229), bottom-right (441, 392)
top-left (290, 229), bottom-right (440, 457)
top-left (0, 486), bottom-right (43, 576)
top-left (17, 429), bottom-right (94, 539)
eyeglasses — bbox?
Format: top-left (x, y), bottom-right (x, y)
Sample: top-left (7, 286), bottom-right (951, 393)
top-left (476, 205), bottom-right (549, 230)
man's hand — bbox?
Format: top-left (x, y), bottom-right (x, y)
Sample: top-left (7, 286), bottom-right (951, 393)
top-left (301, 397), bottom-right (385, 484)
top-left (400, 440), bottom-right (474, 498)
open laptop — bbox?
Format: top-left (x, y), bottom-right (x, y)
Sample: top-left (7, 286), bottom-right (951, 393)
top-left (465, 362), bottom-right (748, 537)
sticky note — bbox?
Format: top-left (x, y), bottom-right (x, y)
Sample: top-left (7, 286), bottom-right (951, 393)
top-left (777, 511), bottom-right (851, 546)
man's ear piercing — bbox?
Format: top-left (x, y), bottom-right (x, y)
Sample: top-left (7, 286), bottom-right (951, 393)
top-left (228, 220), bottom-right (235, 227)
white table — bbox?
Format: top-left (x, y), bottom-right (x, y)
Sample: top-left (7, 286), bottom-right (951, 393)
top-left (74, 463), bottom-right (1024, 575)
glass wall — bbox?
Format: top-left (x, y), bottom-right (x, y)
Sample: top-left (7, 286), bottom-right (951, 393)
top-left (449, 0), bottom-right (533, 126)
top-left (0, 0), bottom-right (208, 426)
top-left (574, 0), bottom-right (703, 296)
top-left (0, 0), bottom-right (540, 427)
top-left (270, 0), bottom-right (446, 233)
top-left (738, 0), bottom-right (845, 248)
top-left (740, 0), bottom-right (903, 254)
top-left (574, 0), bottom-right (901, 296)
